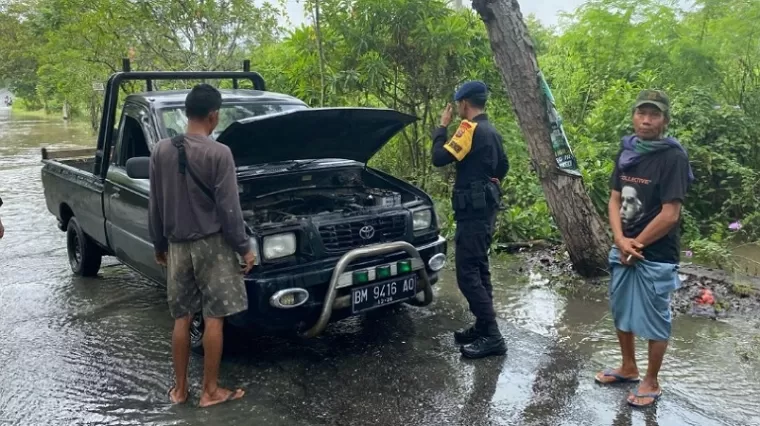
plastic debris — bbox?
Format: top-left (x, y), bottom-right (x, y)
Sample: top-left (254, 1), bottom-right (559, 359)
top-left (696, 288), bottom-right (715, 305)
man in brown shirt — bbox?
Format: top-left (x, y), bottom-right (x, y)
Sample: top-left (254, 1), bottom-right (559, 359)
top-left (149, 84), bottom-right (256, 407)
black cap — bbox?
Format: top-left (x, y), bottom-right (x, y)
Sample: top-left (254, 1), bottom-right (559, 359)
top-left (454, 80), bottom-right (488, 101)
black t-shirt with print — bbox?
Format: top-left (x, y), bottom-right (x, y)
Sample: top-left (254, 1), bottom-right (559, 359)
top-left (609, 147), bottom-right (691, 264)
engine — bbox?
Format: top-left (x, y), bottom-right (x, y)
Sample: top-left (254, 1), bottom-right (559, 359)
top-left (242, 188), bottom-right (402, 227)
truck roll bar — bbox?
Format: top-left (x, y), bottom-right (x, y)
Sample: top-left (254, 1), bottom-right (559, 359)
top-left (93, 58), bottom-right (267, 177)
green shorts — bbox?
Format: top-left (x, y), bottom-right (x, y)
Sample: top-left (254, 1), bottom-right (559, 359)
top-left (166, 232), bottom-right (248, 319)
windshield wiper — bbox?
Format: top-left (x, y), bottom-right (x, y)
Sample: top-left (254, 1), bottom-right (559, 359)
top-left (286, 159), bottom-right (320, 171)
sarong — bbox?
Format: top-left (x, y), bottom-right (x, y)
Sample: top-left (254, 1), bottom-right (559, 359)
top-left (608, 246), bottom-right (680, 341)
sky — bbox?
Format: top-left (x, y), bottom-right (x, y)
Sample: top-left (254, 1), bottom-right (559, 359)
top-left (518, 0), bottom-right (588, 25)
top-left (275, 0), bottom-right (588, 28)
top-left (272, 0), bottom-right (697, 29)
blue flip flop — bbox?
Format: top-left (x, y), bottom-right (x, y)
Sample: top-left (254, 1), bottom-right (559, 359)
top-left (628, 386), bottom-right (662, 408)
top-left (594, 368), bottom-right (641, 384)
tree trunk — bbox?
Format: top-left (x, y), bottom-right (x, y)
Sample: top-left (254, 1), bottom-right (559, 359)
top-left (312, 0), bottom-right (327, 107)
top-left (472, 0), bottom-right (610, 277)
top-left (62, 100), bottom-right (71, 121)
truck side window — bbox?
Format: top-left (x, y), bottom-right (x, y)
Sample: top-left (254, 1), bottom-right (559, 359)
top-left (114, 104), bottom-right (152, 169)
top-left (111, 121), bottom-right (124, 166)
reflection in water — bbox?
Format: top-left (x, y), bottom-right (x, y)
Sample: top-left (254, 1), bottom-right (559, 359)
top-left (519, 342), bottom-right (583, 425)
top-left (612, 400), bottom-right (660, 426)
top-left (455, 356), bottom-right (506, 426)
top-left (1, 112), bottom-right (760, 426)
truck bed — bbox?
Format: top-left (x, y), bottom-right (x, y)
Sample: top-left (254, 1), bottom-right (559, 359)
top-left (40, 147), bottom-right (109, 250)
top-left (41, 147), bottom-right (96, 171)
top-left (56, 157), bottom-right (96, 173)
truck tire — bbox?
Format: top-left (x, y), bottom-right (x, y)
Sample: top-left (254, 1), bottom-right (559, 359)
top-left (189, 313), bottom-right (241, 356)
top-left (190, 313), bottom-right (206, 355)
top-left (66, 217), bottom-right (102, 277)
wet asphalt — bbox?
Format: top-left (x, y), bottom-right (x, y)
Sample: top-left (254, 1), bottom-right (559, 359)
top-left (1, 110), bottom-right (760, 426)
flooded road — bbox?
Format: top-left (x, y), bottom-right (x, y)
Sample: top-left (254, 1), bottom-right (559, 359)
top-left (730, 243), bottom-right (760, 276)
top-left (1, 110), bottom-right (759, 426)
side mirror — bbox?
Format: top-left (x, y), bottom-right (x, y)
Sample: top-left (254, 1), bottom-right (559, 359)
top-left (126, 156), bottom-right (150, 179)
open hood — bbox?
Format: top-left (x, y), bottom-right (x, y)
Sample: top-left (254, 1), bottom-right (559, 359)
top-left (216, 107), bottom-right (418, 166)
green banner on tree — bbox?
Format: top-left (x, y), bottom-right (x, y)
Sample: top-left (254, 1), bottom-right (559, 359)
top-left (538, 71), bottom-right (582, 176)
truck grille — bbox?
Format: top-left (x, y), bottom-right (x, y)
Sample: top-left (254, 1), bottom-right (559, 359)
top-left (319, 215), bottom-right (407, 252)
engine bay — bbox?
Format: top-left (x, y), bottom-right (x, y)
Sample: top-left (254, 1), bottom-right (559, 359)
top-left (242, 188), bottom-right (403, 226)
top-left (239, 168), bottom-right (416, 228)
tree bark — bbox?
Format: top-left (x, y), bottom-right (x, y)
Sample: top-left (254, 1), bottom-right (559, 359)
top-left (312, 0), bottom-right (327, 107)
top-left (62, 100), bottom-right (71, 121)
top-left (472, 0), bottom-right (611, 277)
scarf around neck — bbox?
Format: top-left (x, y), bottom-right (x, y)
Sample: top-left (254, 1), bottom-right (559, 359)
top-left (618, 135), bottom-right (695, 183)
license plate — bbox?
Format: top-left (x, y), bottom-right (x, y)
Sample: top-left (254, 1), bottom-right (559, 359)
top-left (351, 275), bottom-right (418, 313)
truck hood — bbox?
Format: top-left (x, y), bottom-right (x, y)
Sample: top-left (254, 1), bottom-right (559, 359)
top-left (215, 107), bottom-right (418, 165)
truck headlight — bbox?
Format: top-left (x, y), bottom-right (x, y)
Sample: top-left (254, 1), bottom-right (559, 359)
top-left (238, 236), bottom-right (261, 266)
top-left (413, 209), bottom-right (432, 231)
top-left (263, 233), bottom-right (296, 260)
top-left (250, 237), bottom-right (261, 265)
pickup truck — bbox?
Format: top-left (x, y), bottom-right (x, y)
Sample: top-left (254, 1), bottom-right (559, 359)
top-left (40, 61), bottom-right (447, 351)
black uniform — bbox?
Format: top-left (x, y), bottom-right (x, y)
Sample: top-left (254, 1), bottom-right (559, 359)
top-left (432, 113), bottom-right (509, 352)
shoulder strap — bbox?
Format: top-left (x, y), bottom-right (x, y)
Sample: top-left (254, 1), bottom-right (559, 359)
top-left (171, 134), bottom-right (215, 202)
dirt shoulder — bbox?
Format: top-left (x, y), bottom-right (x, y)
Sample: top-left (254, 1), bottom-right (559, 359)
top-left (513, 245), bottom-right (760, 320)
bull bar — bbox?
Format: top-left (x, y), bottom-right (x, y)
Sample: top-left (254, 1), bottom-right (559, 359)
top-left (300, 241), bottom-right (434, 338)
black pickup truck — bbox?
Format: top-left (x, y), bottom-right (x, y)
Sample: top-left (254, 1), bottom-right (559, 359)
top-left (40, 61), bottom-right (447, 350)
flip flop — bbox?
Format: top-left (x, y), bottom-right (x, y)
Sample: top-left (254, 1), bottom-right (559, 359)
top-left (198, 388), bottom-right (245, 408)
top-left (627, 386), bottom-right (662, 408)
top-left (594, 368), bottom-right (641, 384)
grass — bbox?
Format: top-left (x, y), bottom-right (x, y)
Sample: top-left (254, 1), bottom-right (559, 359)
top-left (731, 281), bottom-right (756, 298)
top-left (9, 102), bottom-right (90, 123)
top-left (9, 108), bottom-right (58, 119)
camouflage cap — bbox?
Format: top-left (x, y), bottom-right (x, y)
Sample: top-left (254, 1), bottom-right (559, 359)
top-left (633, 89), bottom-right (670, 112)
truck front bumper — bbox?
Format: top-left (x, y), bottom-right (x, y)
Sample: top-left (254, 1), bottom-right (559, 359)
top-left (227, 236), bottom-right (447, 335)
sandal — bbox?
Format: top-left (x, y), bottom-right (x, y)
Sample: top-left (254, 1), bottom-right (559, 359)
top-left (594, 368), bottom-right (641, 384)
top-left (627, 386), bottom-right (662, 408)
top-left (198, 388), bottom-right (245, 408)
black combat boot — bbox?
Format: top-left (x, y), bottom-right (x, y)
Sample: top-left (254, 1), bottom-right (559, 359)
top-left (454, 324), bottom-right (481, 344)
top-left (460, 322), bottom-right (507, 359)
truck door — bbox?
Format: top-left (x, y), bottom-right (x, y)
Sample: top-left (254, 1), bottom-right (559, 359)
top-left (104, 102), bottom-right (166, 285)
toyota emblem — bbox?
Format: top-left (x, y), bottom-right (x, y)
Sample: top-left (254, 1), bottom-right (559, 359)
top-left (359, 225), bottom-right (376, 240)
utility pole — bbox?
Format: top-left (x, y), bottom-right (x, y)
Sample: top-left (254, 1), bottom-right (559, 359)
top-left (453, 0), bottom-right (463, 9)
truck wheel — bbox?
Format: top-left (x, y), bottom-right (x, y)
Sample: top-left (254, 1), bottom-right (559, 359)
top-left (189, 313), bottom-right (241, 356)
top-left (190, 313), bottom-right (206, 355)
top-left (66, 217), bottom-right (102, 277)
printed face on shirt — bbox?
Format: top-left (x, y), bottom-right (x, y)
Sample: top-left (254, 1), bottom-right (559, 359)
top-left (620, 185), bottom-right (643, 224)
top-left (632, 105), bottom-right (668, 140)
top-left (616, 174), bottom-right (654, 232)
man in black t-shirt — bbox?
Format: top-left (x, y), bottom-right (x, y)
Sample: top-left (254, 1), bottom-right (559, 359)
top-left (594, 90), bottom-right (693, 408)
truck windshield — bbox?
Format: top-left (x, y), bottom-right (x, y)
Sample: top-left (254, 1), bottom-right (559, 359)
top-left (159, 102), bottom-right (307, 139)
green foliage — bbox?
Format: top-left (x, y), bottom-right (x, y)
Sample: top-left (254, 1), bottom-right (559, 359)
top-left (731, 281), bottom-right (755, 298)
top-left (688, 238), bottom-right (733, 270)
top-left (1, 0), bottom-right (758, 256)
top-left (0, 2), bottom-right (40, 101)
top-left (1, 0), bottom-right (283, 118)
top-left (670, 89), bottom-right (760, 241)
